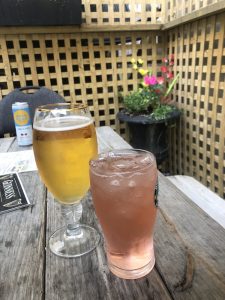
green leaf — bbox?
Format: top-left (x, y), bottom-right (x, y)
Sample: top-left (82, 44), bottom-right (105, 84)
top-left (164, 73), bottom-right (179, 97)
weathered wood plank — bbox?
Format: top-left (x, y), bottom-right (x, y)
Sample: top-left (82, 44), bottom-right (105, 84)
top-left (96, 126), bottom-right (132, 153)
top-left (156, 173), bottom-right (225, 299)
top-left (0, 137), bottom-right (33, 153)
top-left (167, 175), bottom-right (225, 229)
top-left (0, 172), bottom-right (46, 300)
top-left (0, 24), bottom-right (162, 35)
top-left (0, 137), bottom-right (15, 152)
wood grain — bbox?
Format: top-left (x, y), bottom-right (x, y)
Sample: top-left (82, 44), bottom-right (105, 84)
top-left (0, 172), bottom-right (46, 300)
top-left (0, 137), bottom-right (15, 152)
top-left (155, 173), bottom-right (225, 299)
top-left (96, 126), bottom-right (132, 153)
top-left (168, 175), bottom-right (225, 229)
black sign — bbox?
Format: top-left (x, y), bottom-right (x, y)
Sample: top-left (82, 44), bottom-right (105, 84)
top-left (0, 173), bottom-right (30, 214)
top-left (0, 0), bottom-right (82, 26)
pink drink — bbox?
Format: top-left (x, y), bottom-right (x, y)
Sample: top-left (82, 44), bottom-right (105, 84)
top-left (89, 149), bottom-right (158, 279)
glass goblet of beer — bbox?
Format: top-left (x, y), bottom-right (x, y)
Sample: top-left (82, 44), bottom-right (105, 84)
top-left (89, 149), bottom-right (158, 279)
top-left (33, 103), bottom-right (100, 258)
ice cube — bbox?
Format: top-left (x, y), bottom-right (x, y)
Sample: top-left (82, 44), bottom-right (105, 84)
top-left (128, 180), bottom-right (136, 187)
top-left (111, 180), bottom-right (120, 186)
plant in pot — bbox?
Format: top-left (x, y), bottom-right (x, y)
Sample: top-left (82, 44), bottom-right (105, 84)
top-left (117, 55), bottom-right (180, 164)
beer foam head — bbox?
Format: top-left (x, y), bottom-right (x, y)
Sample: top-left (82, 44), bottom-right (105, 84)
top-left (34, 115), bottom-right (93, 131)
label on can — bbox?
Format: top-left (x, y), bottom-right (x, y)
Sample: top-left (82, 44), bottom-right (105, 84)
top-left (12, 102), bottom-right (33, 146)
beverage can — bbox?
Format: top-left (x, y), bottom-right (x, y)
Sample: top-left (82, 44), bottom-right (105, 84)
top-left (12, 102), bottom-right (33, 146)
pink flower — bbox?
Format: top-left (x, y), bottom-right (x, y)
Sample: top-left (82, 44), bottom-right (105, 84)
top-left (170, 54), bottom-right (174, 60)
top-left (161, 66), bottom-right (168, 73)
top-left (169, 60), bottom-right (174, 66)
top-left (144, 75), bottom-right (158, 85)
top-left (166, 72), bottom-right (174, 79)
top-left (162, 57), bottom-right (168, 63)
top-left (157, 76), bottom-right (164, 84)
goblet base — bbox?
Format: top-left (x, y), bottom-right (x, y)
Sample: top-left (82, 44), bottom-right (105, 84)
top-left (49, 224), bottom-right (100, 258)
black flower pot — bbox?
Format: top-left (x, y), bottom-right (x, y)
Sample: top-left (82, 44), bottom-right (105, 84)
top-left (117, 110), bottom-right (181, 164)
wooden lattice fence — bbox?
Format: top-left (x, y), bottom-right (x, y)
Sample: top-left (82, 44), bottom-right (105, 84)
top-left (165, 0), bottom-right (225, 22)
top-left (167, 11), bottom-right (225, 197)
top-left (0, 30), bottom-right (165, 135)
top-left (81, 0), bottom-right (164, 26)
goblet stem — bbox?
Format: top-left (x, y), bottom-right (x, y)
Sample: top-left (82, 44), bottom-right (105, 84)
top-left (61, 202), bottom-right (83, 237)
top-left (49, 200), bottom-right (100, 258)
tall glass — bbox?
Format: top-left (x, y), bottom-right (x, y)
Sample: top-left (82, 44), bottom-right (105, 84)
top-left (89, 149), bottom-right (158, 279)
top-left (33, 103), bottom-right (100, 257)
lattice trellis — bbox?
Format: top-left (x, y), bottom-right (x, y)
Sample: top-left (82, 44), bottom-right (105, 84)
top-left (167, 11), bottom-right (225, 198)
top-left (0, 31), bottom-right (165, 135)
top-left (81, 0), bottom-right (164, 25)
top-left (165, 0), bottom-right (224, 22)
top-left (81, 0), bottom-right (223, 25)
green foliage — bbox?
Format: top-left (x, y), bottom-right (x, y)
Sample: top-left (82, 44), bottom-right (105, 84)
top-left (151, 105), bottom-right (174, 120)
top-left (164, 73), bottom-right (180, 97)
top-left (122, 56), bottom-right (180, 119)
top-left (123, 89), bottom-right (151, 113)
top-left (124, 88), bottom-right (175, 119)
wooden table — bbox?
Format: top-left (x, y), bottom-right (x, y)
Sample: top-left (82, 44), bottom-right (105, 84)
top-left (0, 126), bottom-right (225, 300)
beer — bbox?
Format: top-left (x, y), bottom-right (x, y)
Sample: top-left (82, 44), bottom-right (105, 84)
top-left (33, 116), bottom-right (97, 204)
top-left (32, 103), bottom-right (100, 258)
top-left (90, 149), bottom-right (158, 279)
